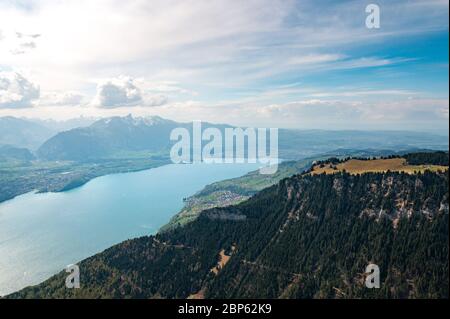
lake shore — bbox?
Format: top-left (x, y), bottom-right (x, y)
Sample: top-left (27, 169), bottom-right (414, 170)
top-left (0, 157), bottom-right (170, 204)
top-left (0, 162), bottom-right (259, 295)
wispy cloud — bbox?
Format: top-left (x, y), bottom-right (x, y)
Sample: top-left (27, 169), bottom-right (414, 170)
top-left (0, 0), bottom-right (447, 130)
top-left (287, 54), bottom-right (346, 65)
top-left (309, 89), bottom-right (417, 98)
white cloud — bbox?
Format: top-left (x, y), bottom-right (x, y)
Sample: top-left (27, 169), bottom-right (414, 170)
top-left (39, 91), bottom-right (85, 106)
top-left (92, 76), bottom-right (167, 108)
top-left (141, 80), bottom-right (198, 96)
top-left (287, 54), bottom-right (345, 65)
top-left (0, 71), bottom-right (39, 108)
top-left (92, 76), bottom-right (142, 108)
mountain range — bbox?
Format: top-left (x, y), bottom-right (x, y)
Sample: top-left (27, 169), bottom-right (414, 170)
top-left (1, 115), bottom-right (448, 163)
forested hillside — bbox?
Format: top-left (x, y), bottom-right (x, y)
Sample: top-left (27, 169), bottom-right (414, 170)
top-left (10, 156), bottom-right (448, 299)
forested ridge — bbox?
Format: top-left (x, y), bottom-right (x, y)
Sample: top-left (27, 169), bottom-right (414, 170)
top-left (404, 151), bottom-right (449, 166)
top-left (8, 153), bottom-right (449, 299)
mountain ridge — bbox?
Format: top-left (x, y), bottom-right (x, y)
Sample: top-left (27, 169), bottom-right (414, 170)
top-left (34, 115), bottom-right (450, 161)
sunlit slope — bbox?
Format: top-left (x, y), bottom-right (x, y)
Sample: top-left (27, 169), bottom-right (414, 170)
top-left (311, 158), bottom-right (448, 175)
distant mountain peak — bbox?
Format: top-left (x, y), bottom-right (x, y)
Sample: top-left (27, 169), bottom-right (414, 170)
top-left (143, 115), bottom-right (173, 126)
top-left (92, 115), bottom-right (172, 128)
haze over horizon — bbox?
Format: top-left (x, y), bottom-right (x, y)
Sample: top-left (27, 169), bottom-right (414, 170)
top-left (0, 0), bottom-right (449, 133)
top-left (1, 113), bottom-right (449, 136)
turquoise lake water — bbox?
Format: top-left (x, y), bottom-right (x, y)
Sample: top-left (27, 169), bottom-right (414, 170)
top-left (0, 163), bottom-right (259, 296)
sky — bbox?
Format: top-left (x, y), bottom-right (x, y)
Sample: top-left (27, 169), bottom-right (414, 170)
top-left (0, 0), bottom-right (448, 133)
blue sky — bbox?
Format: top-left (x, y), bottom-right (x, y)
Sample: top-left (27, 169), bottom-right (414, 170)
top-left (0, 0), bottom-right (448, 133)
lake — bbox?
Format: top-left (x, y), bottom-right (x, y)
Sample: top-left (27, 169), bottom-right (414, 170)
top-left (0, 163), bottom-right (259, 296)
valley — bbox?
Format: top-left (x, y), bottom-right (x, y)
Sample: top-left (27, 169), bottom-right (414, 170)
top-left (1, 115), bottom-right (448, 205)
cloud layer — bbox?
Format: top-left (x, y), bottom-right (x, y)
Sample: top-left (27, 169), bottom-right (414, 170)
top-left (39, 91), bottom-right (85, 106)
top-left (0, 0), bottom-right (447, 132)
